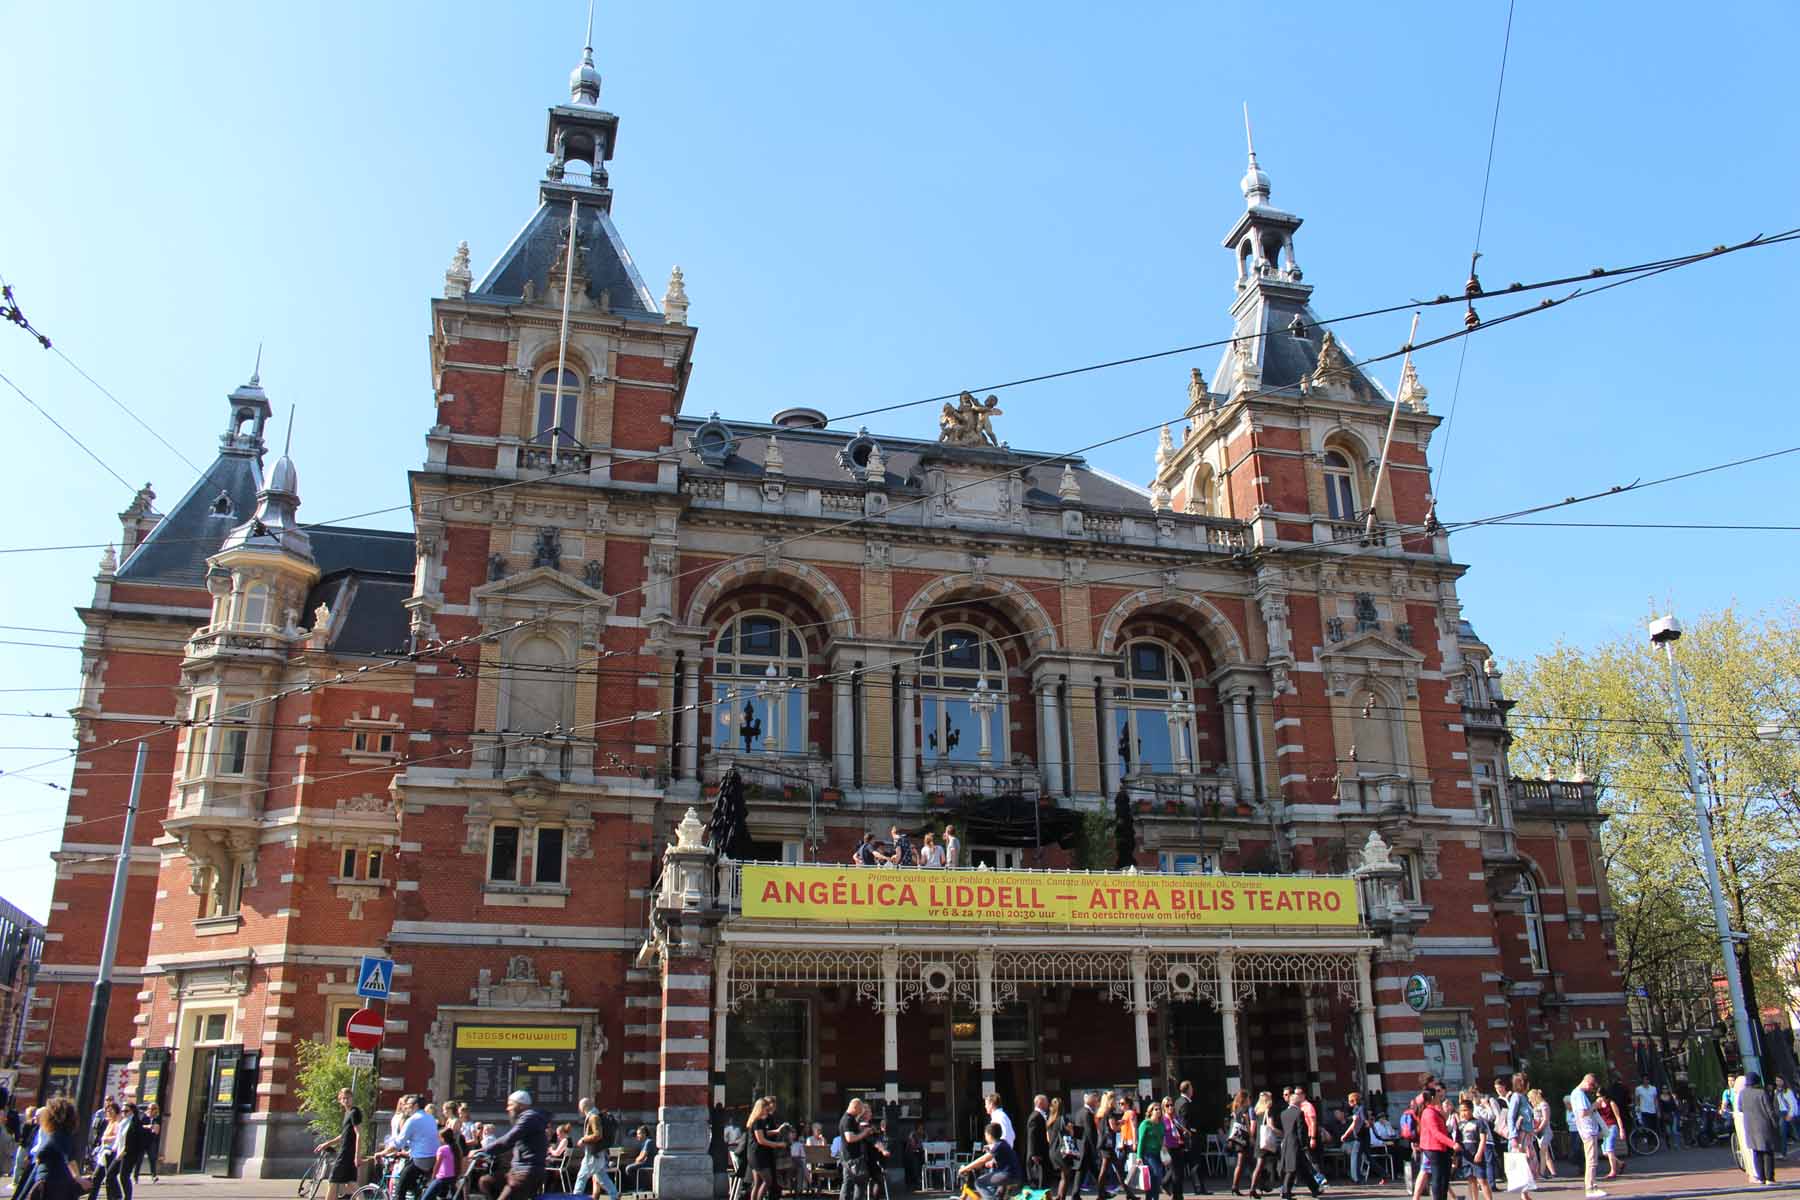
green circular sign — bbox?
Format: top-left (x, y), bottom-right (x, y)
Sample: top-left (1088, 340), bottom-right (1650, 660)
top-left (1404, 973), bottom-right (1432, 1013)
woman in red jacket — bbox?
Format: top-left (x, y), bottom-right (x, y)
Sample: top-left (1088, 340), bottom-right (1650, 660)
top-left (1418, 1087), bottom-right (1459, 1200)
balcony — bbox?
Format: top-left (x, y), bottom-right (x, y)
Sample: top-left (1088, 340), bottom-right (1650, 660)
top-left (921, 762), bottom-right (1041, 804)
top-left (515, 444), bottom-right (592, 474)
top-left (1508, 776), bottom-right (1601, 818)
top-left (705, 750), bottom-right (832, 801)
top-left (1118, 769), bottom-right (1238, 814)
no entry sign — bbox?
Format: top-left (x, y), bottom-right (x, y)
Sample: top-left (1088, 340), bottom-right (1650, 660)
top-left (345, 1008), bottom-right (384, 1052)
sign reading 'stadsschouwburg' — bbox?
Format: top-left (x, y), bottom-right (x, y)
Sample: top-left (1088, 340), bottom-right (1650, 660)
top-left (741, 866), bottom-right (1360, 927)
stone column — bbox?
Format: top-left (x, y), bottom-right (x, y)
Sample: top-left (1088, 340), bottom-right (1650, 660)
top-left (1302, 993), bottom-right (1321, 1092)
top-left (833, 677), bottom-right (855, 788)
top-left (882, 946), bottom-right (901, 1104)
top-left (1355, 950), bottom-right (1383, 1098)
top-left (1098, 682), bottom-right (1122, 797)
top-left (652, 809), bottom-right (721, 1200)
top-left (898, 673), bottom-right (918, 793)
top-left (1228, 691), bottom-right (1255, 797)
top-left (1038, 681), bottom-right (1064, 797)
top-left (712, 945), bottom-right (732, 1106)
top-left (976, 947), bottom-right (997, 1097)
top-left (1129, 949), bottom-right (1152, 1097)
top-left (1218, 950), bottom-right (1242, 1097)
top-left (680, 657), bottom-right (701, 781)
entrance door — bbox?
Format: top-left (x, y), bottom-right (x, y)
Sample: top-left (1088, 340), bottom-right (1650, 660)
top-left (181, 1047), bottom-right (216, 1171)
top-left (951, 1059), bottom-right (1034, 1149)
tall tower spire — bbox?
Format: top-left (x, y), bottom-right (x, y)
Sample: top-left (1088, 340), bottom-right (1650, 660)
top-left (544, 0), bottom-right (618, 202)
top-left (1241, 103), bottom-right (1271, 206)
top-left (569, 0), bottom-right (601, 106)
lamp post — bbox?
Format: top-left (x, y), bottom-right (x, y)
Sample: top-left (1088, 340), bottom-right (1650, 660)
top-left (1168, 688), bottom-right (1195, 773)
top-left (1649, 615), bottom-right (1761, 1078)
top-left (761, 663), bottom-right (780, 756)
top-left (970, 676), bottom-right (998, 762)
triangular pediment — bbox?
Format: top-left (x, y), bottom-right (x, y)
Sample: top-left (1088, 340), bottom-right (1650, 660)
top-left (472, 565), bottom-right (613, 631)
top-left (1318, 629), bottom-right (1424, 666)
top-left (472, 564), bottom-right (609, 606)
top-left (1317, 629), bottom-right (1424, 699)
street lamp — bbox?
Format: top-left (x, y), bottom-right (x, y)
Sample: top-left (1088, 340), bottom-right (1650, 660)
top-left (1649, 614), bottom-right (1761, 1078)
top-left (970, 676), bottom-right (998, 762)
top-left (1168, 688), bottom-right (1195, 773)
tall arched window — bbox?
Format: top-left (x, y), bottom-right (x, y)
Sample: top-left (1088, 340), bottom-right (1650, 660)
top-left (534, 367), bottom-right (581, 446)
top-left (501, 635), bottom-right (573, 732)
top-left (1519, 876), bottom-right (1550, 973)
top-left (918, 626), bottom-right (1007, 765)
top-left (712, 613), bottom-right (807, 755)
top-left (1113, 639), bottom-right (1196, 775)
top-left (1323, 450), bottom-right (1358, 520)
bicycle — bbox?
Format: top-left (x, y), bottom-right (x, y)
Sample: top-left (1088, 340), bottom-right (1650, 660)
top-left (1626, 1124), bottom-right (1661, 1157)
top-left (300, 1148), bottom-right (335, 1200)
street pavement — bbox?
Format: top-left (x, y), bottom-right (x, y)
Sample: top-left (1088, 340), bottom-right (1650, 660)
top-left (1, 1147), bottom-right (1791, 1200)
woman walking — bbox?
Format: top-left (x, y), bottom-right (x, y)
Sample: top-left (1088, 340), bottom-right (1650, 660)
top-left (313, 1088), bottom-right (363, 1200)
top-left (1526, 1089), bottom-right (1555, 1179)
top-left (1095, 1092), bottom-right (1119, 1200)
top-left (745, 1097), bottom-right (784, 1200)
top-left (1118, 1098), bottom-right (1139, 1199)
top-left (1048, 1098), bottom-right (1075, 1200)
top-left (1137, 1102), bottom-right (1165, 1200)
top-left (1738, 1074), bottom-right (1780, 1186)
top-left (1248, 1094), bottom-right (1278, 1200)
top-left (1224, 1091), bottom-right (1253, 1196)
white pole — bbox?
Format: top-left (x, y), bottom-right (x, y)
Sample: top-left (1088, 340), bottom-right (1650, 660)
top-left (1364, 311), bottom-right (1420, 544)
top-left (1657, 627), bottom-right (1761, 1079)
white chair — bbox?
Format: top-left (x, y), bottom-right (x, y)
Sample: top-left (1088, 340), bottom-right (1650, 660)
top-left (921, 1142), bottom-right (956, 1192)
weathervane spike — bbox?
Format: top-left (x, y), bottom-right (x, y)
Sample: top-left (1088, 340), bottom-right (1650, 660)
top-left (252, 342), bottom-right (263, 386)
top-left (584, 0), bottom-right (595, 51)
top-left (1243, 102), bottom-right (1255, 158)
top-left (284, 404), bottom-right (295, 457)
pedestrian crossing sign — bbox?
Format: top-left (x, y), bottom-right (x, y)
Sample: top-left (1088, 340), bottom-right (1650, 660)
top-left (356, 955), bottom-right (394, 1000)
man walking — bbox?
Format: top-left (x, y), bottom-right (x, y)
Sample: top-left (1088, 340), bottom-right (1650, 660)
top-left (1026, 1094), bottom-right (1050, 1188)
top-left (1171, 1081), bottom-right (1208, 1197)
top-left (1632, 1078), bottom-right (1659, 1142)
top-left (838, 1098), bottom-right (874, 1200)
top-left (985, 1094), bottom-right (1015, 1148)
top-left (1291, 1086), bottom-right (1326, 1195)
top-left (484, 1090), bottom-right (552, 1200)
top-left (575, 1096), bottom-right (620, 1200)
top-left (1076, 1092), bottom-right (1101, 1199)
top-left (1568, 1074), bottom-right (1605, 1199)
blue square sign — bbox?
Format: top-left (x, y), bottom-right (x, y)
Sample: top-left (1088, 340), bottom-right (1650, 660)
top-left (356, 955), bottom-right (394, 1000)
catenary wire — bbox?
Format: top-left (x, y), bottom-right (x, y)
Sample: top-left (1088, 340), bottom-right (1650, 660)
top-left (0, 368), bottom-right (135, 491)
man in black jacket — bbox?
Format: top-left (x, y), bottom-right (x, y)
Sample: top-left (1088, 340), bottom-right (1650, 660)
top-left (484, 1090), bottom-right (552, 1200)
top-left (1025, 1095), bottom-right (1050, 1188)
top-left (1075, 1092), bottom-right (1102, 1197)
top-left (1171, 1080), bottom-right (1210, 1198)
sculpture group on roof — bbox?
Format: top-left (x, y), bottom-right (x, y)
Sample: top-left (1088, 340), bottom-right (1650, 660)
top-left (938, 391), bottom-right (1003, 447)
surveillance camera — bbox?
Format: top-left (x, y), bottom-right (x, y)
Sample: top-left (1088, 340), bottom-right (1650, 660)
top-left (1647, 615), bottom-right (1682, 644)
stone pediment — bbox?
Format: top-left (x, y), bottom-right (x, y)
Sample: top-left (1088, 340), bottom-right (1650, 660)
top-left (472, 565), bottom-right (612, 631)
top-left (1317, 630), bottom-right (1424, 698)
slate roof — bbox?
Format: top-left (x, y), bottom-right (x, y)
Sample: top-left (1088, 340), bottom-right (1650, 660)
top-left (115, 448), bottom-right (263, 586)
top-left (303, 525), bottom-right (415, 657)
top-left (673, 417), bottom-right (1153, 511)
top-left (471, 201), bottom-right (659, 320)
top-left (1211, 290), bottom-right (1394, 407)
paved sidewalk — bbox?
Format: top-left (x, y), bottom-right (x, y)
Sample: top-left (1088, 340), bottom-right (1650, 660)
top-left (1, 1147), bottom-right (1792, 1199)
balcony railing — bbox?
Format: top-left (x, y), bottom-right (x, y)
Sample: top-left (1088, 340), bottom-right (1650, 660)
top-left (516, 444), bottom-right (592, 474)
top-left (1119, 770), bottom-right (1237, 811)
top-left (1508, 777), bottom-right (1600, 817)
top-left (921, 762), bottom-right (1040, 801)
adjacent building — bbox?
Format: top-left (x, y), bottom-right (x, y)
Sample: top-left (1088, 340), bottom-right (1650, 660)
top-left (23, 32), bottom-right (1631, 1183)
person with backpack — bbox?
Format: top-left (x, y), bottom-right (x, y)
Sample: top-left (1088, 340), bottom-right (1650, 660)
top-left (575, 1096), bottom-right (620, 1200)
top-left (1401, 1090), bottom-right (1427, 1200)
top-left (1340, 1092), bottom-right (1370, 1186)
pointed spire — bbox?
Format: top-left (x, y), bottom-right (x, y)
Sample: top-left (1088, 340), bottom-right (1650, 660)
top-left (445, 240), bottom-right (473, 299)
top-left (98, 543), bottom-right (117, 575)
top-left (1241, 102), bottom-right (1271, 206)
top-left (569, 0), bottom-right (601, 105)
top-left (1058, 463), bottom-right (1082, 503)
top-left (251, 343), bottom-right (263, 387)
top-left (1397, 358), bottom-right (1430, 413)
top-left (663, 265), bottom-right (689, 326)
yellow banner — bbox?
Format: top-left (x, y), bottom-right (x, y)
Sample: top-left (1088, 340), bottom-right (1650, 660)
top-left (741, 866), bottom-right (1358, 927)
top-left (454, 1025), bottom-right (579, 1051)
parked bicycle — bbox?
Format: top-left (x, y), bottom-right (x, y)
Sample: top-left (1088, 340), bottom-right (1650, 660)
top-left (300, 1147), bottom-right (336, 1200)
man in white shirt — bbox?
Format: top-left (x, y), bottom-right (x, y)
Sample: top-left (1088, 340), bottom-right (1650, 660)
top-left (1568, 1074), bottom-right (1604, 1199)
top-left (1632, 1079), bottom-right (1660, 1143)
top-left (985, 1094), bottom-right (1015, 1147)
top-left (943, 825), bottom-right (960, 869)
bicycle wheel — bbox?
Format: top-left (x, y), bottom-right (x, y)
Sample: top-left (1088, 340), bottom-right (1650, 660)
top-left (1627, 1127), bottom-right (1658, 1157)
top-left (350, 1185), bottom-right (384, 1200)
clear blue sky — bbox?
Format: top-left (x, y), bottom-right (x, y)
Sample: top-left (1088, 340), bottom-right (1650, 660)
top-left (1, 1), bottom-right (1795, 919)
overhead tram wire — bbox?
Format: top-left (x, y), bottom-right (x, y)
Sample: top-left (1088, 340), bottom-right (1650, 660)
top-left (1432, 0), bottom-right (1520, 515)
top-left (0, 368), bottom-right (135, 492)
top-left (1, 224), bottom-right (1796, 560)
top-left (6, 234), bottom-right (1800, 793)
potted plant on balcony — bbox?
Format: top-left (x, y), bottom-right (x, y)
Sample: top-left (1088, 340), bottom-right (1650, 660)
top-left (1164, 798), bottom-right (1184, 815)
top-left (926, 791), bottom-right (949, 809)
top-left (820, 787), bottom-right (843, 805)
top-left (1133, 798), bottom-right (1151, 814)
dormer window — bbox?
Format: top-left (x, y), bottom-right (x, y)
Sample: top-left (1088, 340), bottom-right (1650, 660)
top-left (534, 367), bottom-right (581, 447)
top-left (1323, 451), bottom-right (1357, 520)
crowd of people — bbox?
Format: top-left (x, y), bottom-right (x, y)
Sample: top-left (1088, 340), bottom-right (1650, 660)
top-left (853, 827), bottom-right (961, 869)
top-left (311, 1087), bottom-right (653, 1200)
top-left (3, 1093), bottom-right (161, 1200)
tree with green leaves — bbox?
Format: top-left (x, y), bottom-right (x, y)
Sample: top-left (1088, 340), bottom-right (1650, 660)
top-left (1505, 605), bottom-right (1800, 1075)
top-left (294, 1038), bottom-right (378, 1141)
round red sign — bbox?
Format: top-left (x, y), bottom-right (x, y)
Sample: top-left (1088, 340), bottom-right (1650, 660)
top-left (345, 1007), bottom-right (384, 1051)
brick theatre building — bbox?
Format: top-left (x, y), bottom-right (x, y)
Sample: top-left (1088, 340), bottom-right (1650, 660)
top-left (22, 31), bottom-right (1630, 1189)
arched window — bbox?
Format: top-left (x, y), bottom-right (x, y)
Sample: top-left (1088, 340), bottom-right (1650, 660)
top-left (1520, 876), bottom-right (1550, 973)
top-left (1113, 639), bottom-right (1197, 775)
top-left (500, 635), bottom-right (573, 732)
top-left (1187, 464), bottom-right (1214, 515)
top-left (918, 626), bottom-right (1007, 765)
top-left (534, 367), bottom-right (581, 447)
top-left (711, 613), bottom-right (807, 756)
top-left (238, 583), bottom-right (270, 630)
top-left (1323, 450), bottom-right (1358, 520)
top-left (1350, 687), bottom-right (1404, 776)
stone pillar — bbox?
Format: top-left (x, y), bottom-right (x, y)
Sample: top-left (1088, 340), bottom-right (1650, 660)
top-left (881, 946), bottom-right (901, 1104)
top-left (1302, 993), bottom-right (1321, 1092)
top-left (1218, 950), bottom-right (1242, 1097)
top-left (1228, 691), bottom-right (1255, 797)
top-left (898, 673), bottom-right (918, 793)
top-left (976, 947), bottom-right (997, 1097)
top-left (833, 677), bottom-right (855, 788)
top-left (652, 809), bottom-right (721, 1200)
top-left (712, 945), bottom-right (732, 1106)
top-left (1038, 681), bottom-right (1064, 797)
top-left (680, 658), bottom-right (701, 781)
top-left (1099, 682), bottom-right (1122, 797)
top-left (1129, 949), bottom-right (1152, 1097)
top-left (1355, 950), bottom-right (1383, 1098)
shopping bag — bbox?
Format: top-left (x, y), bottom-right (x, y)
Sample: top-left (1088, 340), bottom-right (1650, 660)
top-left (1503, 1149), bottom-right (1534, 1192)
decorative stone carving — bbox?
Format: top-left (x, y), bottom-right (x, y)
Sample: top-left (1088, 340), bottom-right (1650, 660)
top-left (582, 560), bottom-right (603, 588)
top-left (938, 392), bottom-right (1002, 447)
top-left (1154, 425), bottom-right (1175, 472)
top-left (445, 240), bottom-right (473, 299)
top-left (1058, 463), bottom-right (1081, 503)
top-left (1150, 482), bottom-right (1173, 513)
top-left (762, 433), bottom-right (784, 475)
top-left (487, 553), bottom-right (507, 581)
top-left (98, 544), bottom-right (117, 574)
top-left (1186, 368), bottom-right (1209, 422)
top-left (470, 954), bottom-right (569, 1008)
top-left (1232, 333), bottom-right (1260, 391)
top-left (686, 414), bottom-right (738, 468)
top-left (1310, 330), bottom-right (1357, 394)
top-left (1358, 829), bottom-right (1393, 870)
top-left (533, 527), bottom-right (562, 571)
top-left (663, 265), bottom-right (689, 326)
top-left (863, 441), bottom-right (887, 482)
top-left (1397, 359), bottom-right (1429, 412)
